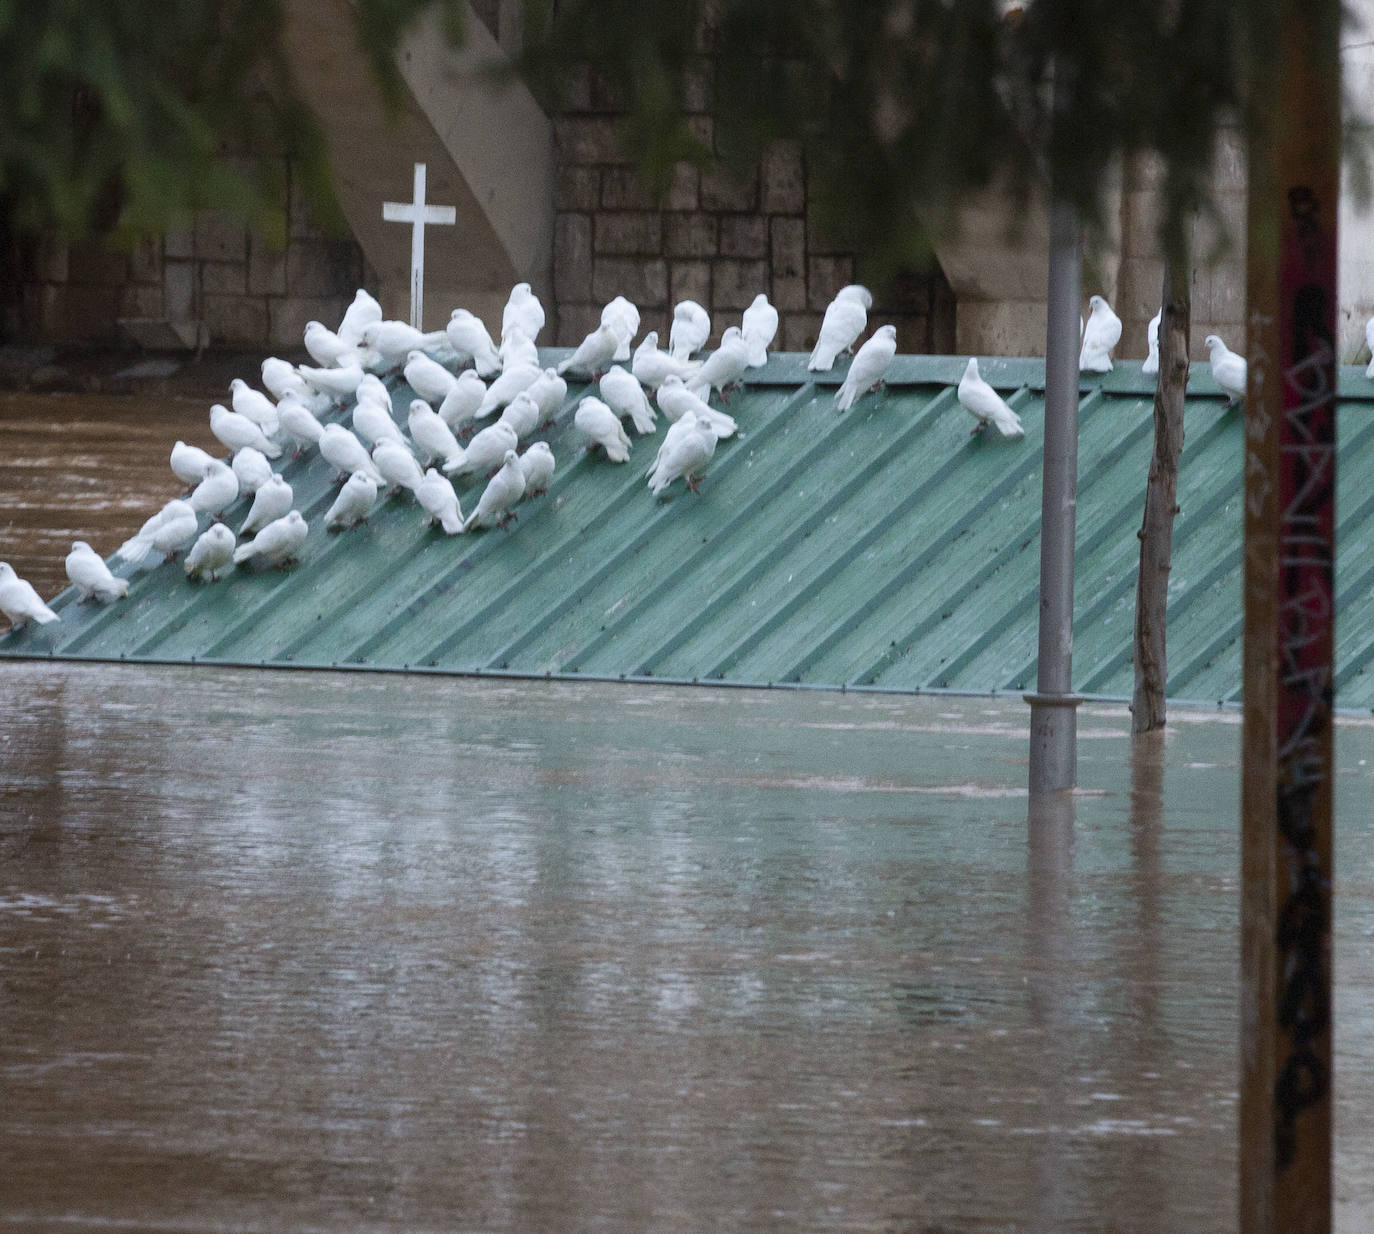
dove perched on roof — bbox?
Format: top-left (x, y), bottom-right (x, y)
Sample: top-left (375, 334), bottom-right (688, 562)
top-left (355, 373), bottom-right (392, 409)
top-left (502, 282), bottom-right (546, 344)
top-left (808, 285), bottom-right (872, 371)
top-left (239, 474), bottom-right (294, 537)
top-left (261, 356), bottom-right (311, 402)
top-left (231, 446), bottom-right (273, 496)
top-left (336, 288), bottom-right (383, 347)
top-left (655, 375), bottom-right (738, 439)
top-left (632, 331), bottom-right (699, 390)
top-left (498, 391), bottom-right (540, 440)
top-left (741, 293), bottom-right (779, 368)
top-left (463, 450), bottom-right (527, 530)
top-left (647, 412), bottom-right (717, 497)
top-left (359, 320), bottom-right (447, 371)
top-left (1142, 310), bottom-right (1162, 376)
top-left (835, 325), bottom-right (897, 411)
top-left (184, 523), bottom-right (236, 581)
top-left (525, 368), bottom-right (569, 427)
top-left (324, 471), bottom-right (379, 530)
top-left (957, 358), bottom-right (1025, 438)
top-left (443, 419), bottom-right (519, 478)
top-left (499, 326), bottom-right (539, 372)
top-left (601, 295), bottom-right (640, 361)
top-left (372, 440), bottom-right (426, 495)
top-left (229, 378), bottom-right (280, 438)
top-left (1366, 318), bottom-right (1374, 379)
top-left (171, 440), bottom-right (217, 489)
top-left (417, 469), bottom-right (466, 534)
top-left (296, 361), bottom-right (365, 402)
top-left (476, 362), bottom-right (542, 419)
top-left (438, 369), bottom-right (488, 431)
top-left (1204, 335), bottom-right (1247, 404)
top-left (303, 320), bottom-right (356, 368)
top-left (65, 542), bottom-right (128, 603)
top-left (352, 398), bottom-right (407, 449)
top-left (276, 396), bottom-right (326, 455)
top-left (319, 424), bottom-right (386, 485)
top-left (408, 399), bottom-right (465, 468)
top-left (190, 459), bottom-right (240, 518)
top-left (446, 309), bottom-right (502, 377)
top-left (599, 365), bottom-right (656, 434)
top-left (210, 405), bottom-right (282, 459)
top-left (404, 350), bottom-right (458, 405)
top-left (670, 300), bottom-right (711, 360)
top-left (116, 499), bottom-right (199, 567)
top-left (517, 441), bottom-right (556, 496)
top-left (233, 510), bottom-right (308, 569)
top-left (575, 396), bottom-right (633, 462)
top-left (0, 562), bottom-right (59, 628)
top-left (557, 323), bottom-right (619, 378)
top-left (1079, 295), bottom-right (1123, 373)
top-left (689, 325), bottom-right (750, 401)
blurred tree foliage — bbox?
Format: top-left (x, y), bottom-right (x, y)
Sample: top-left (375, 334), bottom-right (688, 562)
top-left (0, 0), bottom-right (464, 242)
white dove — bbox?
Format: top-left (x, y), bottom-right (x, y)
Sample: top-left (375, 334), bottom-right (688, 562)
top-left (476, 362), bottom-right (541, 419)
top-left (336, 288), bottom-right (383, 347)
top-left (239, 474), bottom-right (294, 537)
top-left (324, 472), bottom-right (379, 530)
top-left (647, 412), bottom-right (717, 497)
top-left (231, 446), bottom-right (273, 496)
top-left (670, 300), bottom-right (711, 359)
top-left (233, 510), bottom-right (308, 569)
top-left (525, 368), bottom-right (569, 426)
top-left (64, 541), bottom-right (128, 603)
top-left (1142, 310), bottom-right (1162, 376)
top-left (1205, 334), bottom-right (1247, 404)
top-left (599, 365), bottom-right (656, 434)
top-left (229, 378), bottom-right (279, 437)
top-left (809, 284), bottom-right (872, 371)
top-left (303, 319), bottom-right (355, 368)
top-left (502, 282), bottom-right (546, 344)
top-left (276, 396), bottom-right (326, 455)
top-left (517, 441), bottom-right (556, 496)
top-left (444, 420), bottom-right (519, 478)
top-left (446, 309), bottom-right (502, 377)
top-left (1366, 317), bottom-right (1374, 379)
top-left (835, 324), bottom-right (897, 411)
top-left (499, 325), bottom-right (539, 372)
top-left (0, 562), bottom-right (59, 628)
top-left (957, 357), bottom-right (1025, 438)
top-left (116, 499), bottom-right (199, 566)
top-left (356, 373), bottom-right (392, 409)
top-left (358, 320), bottom-right (446, 371)
top-left (408, 399), bottom-right (465, 467)
top-left (463, 449), bottom-right (527, 530)
top-left (601, 295), bottom-right (640, 361)
top-left (689, 325), bottom-right (751, 401)
top-left (574, 396), bottom-right (633, 462)
top-left (498, 391), bottom-right (540, 439)
top-left (655, 375), bottom-right (738, 438)
top-left (438, 369), bottom-right (488, 431)
top-left (352, 398), bottom-right (407, 449)
top-left (741, 293), bottom-right (779, 368)
top-left (557, 323), bottom-right (619, 378)
top-left (190, 459), bottom-right (240, 518)
top-left (210, 404), bottom-right (281, 459)
top-left (417, 469), bottom-right (466, 534)
top-left (319, 424), bottom-right (386, 485)
top-left (404, 349), bottom-right (458, 405)
top-left (372, 440), bottom-right (426, 495)
top-left (1079, 294), bottom-right (1123, 373)
top-left (261, 356), bottom-right (310, 402)
top-left (171, 440), bottom-right (217, 489)
top-left (296, 361), bottom-right (365, 402)
top-left (184, 523), bottom-right (236, 581)
top-left (632, 331), bottom-right (699, 389)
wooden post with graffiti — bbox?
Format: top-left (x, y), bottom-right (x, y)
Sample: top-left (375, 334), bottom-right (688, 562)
top-left (1240, 2), bottom-right (1340, 1231)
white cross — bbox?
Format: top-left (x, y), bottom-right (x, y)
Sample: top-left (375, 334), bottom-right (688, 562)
top-left (382, 163), bottom-right (456, 330)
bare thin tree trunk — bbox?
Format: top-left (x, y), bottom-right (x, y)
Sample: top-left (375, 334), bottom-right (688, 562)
top-left (1132, 255), bottom-right (1190, 733)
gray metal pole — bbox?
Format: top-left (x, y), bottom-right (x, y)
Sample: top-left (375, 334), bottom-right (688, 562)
top-left (1026, 196), bottom-right (1083, 794)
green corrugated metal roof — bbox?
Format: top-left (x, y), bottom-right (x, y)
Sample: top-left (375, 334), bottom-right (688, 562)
top-left (4, 351), bottom-right (1374, 708)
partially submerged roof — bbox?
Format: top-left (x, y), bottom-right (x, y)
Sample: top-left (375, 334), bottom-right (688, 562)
top-left (5, 353), bottom-right (1374, 709)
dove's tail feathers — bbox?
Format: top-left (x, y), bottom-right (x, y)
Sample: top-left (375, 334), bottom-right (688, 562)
top-left (807, 344), bottom-right (837, 372)
top-left (441, 452), bottom-right (469, 476)
top-left (628, 406), bottom-right (657, 435)
top-left (605, 438), bottom-right (631, 464)
top-left (613, 341), bottom-right (632, 362)
top-left (1141, 356), bottom-right (1159, 376)
top-left (705, 409), bottom-right (738, 439)
top-left (99, 577), bottom-right (130, 601)
top-left (474, 352), bottom-right (501, 379)
top-left (687, 381), bottom-right (711, 402)
top-left (1367, 357), bottom-right (1374, 380)
top-left (115, 533), bottom-right (155, 568)
top-left (439, 508), bottom-right (466, 535)
top-left (648, 467), bottom-right (671, 496)
top-left (746, 344), bottom-right (769, 368)
top-left (555, 357), bottom-right (574, 375)
top-left (462, 508), bottom-right (483, 532)
top-left (834, 381), bottom-right (859, 412)
top-left (28, 602), bottom-right (60, 625)
top-left (258, 439), bottom-right (284, 460)
top-left (995, 410), bottom-right (1025, 439)
top-left (231, 541), bottom-right (257, 565)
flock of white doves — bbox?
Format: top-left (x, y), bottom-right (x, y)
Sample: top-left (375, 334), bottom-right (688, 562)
top-left (1, 283), bottom-right (1252, 632)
